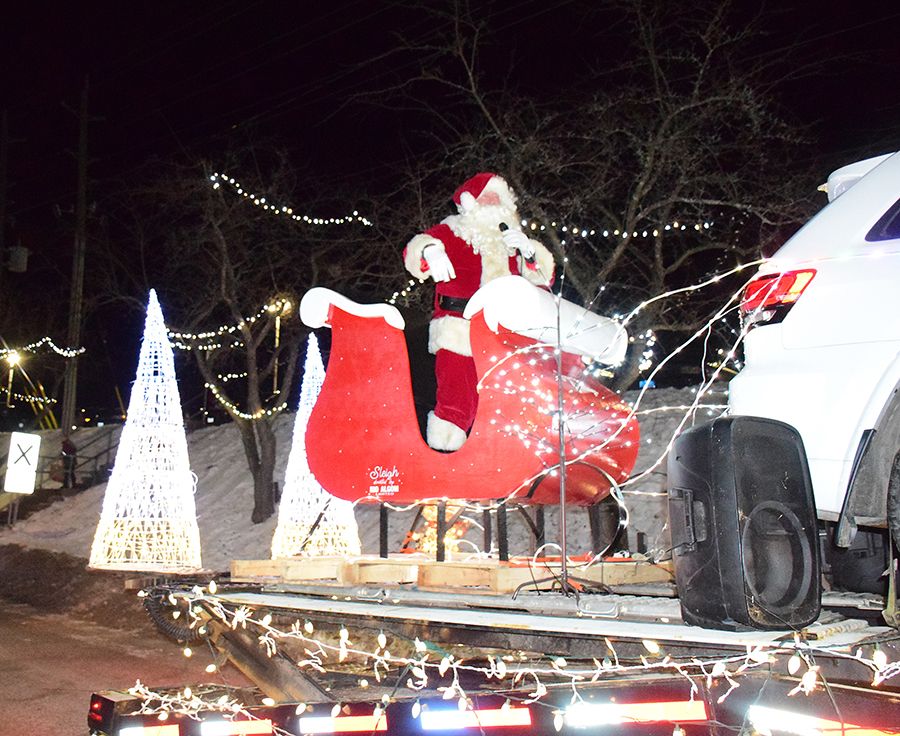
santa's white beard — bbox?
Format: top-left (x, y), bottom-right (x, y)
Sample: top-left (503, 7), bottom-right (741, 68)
top-left (446, 204), bottom-right (518, 257)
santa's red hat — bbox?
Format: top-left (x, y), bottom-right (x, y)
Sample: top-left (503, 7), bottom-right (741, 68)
top-left (453, 172), bottom-right (516, 212)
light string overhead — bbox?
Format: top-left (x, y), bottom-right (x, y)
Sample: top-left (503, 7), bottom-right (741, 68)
top-left (209, 172), bottom-right (374, 227)
top-left (168, 298), bottom-right (292, 349)
top-left (0, 337), bottom-right (85, 359)
top-left (522, 217), bottom-right (713, 241)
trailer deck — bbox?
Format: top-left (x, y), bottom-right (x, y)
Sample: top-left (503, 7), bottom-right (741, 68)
top-left (89, 554), bottom-right (900, 735)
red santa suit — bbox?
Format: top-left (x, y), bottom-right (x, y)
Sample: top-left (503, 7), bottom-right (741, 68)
top-left (403, 173), bottom-right (555, 451)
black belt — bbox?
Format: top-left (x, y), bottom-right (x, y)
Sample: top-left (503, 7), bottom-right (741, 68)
top-left (438, 294), bottom-right (469, 313)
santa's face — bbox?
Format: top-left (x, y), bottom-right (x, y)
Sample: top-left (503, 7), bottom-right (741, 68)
top-left (477, 190), bottom-right (502, 207)
top-left (458, 201), bottom-right (518, 234)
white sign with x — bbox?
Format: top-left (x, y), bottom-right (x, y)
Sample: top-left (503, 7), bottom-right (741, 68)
top-left (4, 432), bottom-right (42, 495)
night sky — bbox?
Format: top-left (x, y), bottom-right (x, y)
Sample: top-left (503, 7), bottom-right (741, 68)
top-left (1, 1), bottom-right (899, 418)
top-left (3, 2), bottom-right (896, 209)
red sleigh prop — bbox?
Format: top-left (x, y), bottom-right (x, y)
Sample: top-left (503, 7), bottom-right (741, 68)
top-left (299, 276), bottom-right (639, 507)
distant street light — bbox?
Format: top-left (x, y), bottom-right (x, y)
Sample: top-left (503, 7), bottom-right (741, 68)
top-left (5, 350), bottom-right (20, 408)
top-left (271, 296), bottom-right (294, 394)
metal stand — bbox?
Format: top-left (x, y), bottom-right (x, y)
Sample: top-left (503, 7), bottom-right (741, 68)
top-left (482, 506), bottom-right (493, 556)
top-left (436, 501), bottom-right (447, 561)
top-left (512, 461), bottom-right (622, 598)
top-left (379, 504), bottom-right (389, 559)
top-left (497, 503), bottom-right (509, 561)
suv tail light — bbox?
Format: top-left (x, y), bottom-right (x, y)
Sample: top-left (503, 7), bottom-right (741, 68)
top-left (740, 269), bottom-right (816, 327)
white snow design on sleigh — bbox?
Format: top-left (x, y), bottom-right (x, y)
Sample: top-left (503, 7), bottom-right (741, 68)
top-left (299, 275), bottom-right (639, 506)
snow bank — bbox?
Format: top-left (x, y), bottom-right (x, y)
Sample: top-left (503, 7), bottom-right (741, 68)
top-left (0, 385), bottom-right (727, 570)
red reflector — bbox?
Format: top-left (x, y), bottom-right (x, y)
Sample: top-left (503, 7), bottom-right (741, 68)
top-left (749, 705), bottom-right (896, 736)
top-left (118, 726), bottom-right (180, 736)
top-left (420, 707), bottom-right (532, 730)
top-left (200, 720), bottom-right (273, 736)
top-left (565, 699), bottom-right (707, 726)
top-left (298, 714), bottom-right (388, 734)
top-left (741, 269), bottom-right (816, 313)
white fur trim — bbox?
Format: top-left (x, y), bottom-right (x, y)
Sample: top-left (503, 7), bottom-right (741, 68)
top-left (464, 275), bottom-right (627, 363)
top-left (427, 411), bottom-right (467, 451)
top-left (404, 233), bottom-right (443, 280)
top-left (301, 287), bottom-right (405, 330)
top-left (428, 315), bottom-right (471, 356)
top-left (458, 191), bottom-right (477, 213)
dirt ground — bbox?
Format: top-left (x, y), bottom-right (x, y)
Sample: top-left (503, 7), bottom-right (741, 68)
top-left (0, 544), bottom-right (256, 735)
top-left (0, 543), bottom-right (160, 635)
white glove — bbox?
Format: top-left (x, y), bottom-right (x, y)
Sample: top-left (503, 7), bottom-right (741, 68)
top-left (502, 228), bottom-right (536, 260)
top-left (422, 244), bottom-right (456, 282)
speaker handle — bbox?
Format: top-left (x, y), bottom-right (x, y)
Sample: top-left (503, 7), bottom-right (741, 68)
top-left (670, 487), bottom-right (708, 551)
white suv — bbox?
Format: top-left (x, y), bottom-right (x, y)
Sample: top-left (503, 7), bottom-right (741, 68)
top-left (728, 152), bottom-right (900, 549)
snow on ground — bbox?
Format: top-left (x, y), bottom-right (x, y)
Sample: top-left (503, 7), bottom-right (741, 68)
top-left (0, 385), bottom-right (727, 571)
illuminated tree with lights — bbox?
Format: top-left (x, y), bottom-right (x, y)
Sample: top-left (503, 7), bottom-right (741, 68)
top-left (271, 333), bottom-right (361, 558)
top-left (89, 289), bottom-right (202, 572)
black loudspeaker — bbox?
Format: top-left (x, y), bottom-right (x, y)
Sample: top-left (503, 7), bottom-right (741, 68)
top-left (667, 416), bottom-right (821, 631)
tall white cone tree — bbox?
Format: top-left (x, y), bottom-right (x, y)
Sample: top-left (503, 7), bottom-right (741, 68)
top-left (272, 333), bottom-right (361, 559)
top-left (89, 289), bottom-right (202, 572)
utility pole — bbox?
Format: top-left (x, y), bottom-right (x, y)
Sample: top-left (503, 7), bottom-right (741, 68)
top-left (0, 110), bottom-right (8, 292)
top-left (61, 78), bottom-right (90, 433)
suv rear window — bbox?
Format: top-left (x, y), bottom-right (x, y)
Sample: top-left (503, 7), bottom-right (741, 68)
top-left (866, 197), bottom-right (900, 241)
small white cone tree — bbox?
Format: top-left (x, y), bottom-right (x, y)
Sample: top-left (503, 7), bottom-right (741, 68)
top-left (271, 333), bottom-right (361, 559)
top-left (89, 289), bottom-right (202, 572)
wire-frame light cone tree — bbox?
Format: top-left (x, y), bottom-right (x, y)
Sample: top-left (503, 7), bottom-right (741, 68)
top-left (271, 333), bottom-right (361, 559)
top-left (89, 289), bottom-right (202, 572)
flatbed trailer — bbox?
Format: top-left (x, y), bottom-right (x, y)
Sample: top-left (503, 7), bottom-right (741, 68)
top-left (89, 556), bottom-right (900, 735)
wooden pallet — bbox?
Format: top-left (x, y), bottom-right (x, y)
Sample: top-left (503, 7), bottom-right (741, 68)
top-left (231, 555), bottom-right (673, 594)
top-left (231, 556), bottom-right (345, 583)
top-left (231, 555), bottom-right (421, 585)
top-left (416, 558), bottom-right (673, 593)
top-left (339, 556), bottom-right (420, 585)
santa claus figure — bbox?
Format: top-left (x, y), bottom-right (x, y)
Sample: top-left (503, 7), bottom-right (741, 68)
top-left (403, 172), bottom-right (555, 451)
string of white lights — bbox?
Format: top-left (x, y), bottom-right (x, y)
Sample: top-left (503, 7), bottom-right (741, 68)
top-left (212, 166), bottom-right (715, 239)
top-left (210, 172), bottom-right (374, 227)
top-left (204, 382), bottom-right (289, 421)
top-left (0, 337), bottom-right (85, 359)
top-left (523, 218), bottom-right (713, 240)
top-left (0, 386), bottom-right (57, 405)
top-left (168, 298), bottom-right (291, 346)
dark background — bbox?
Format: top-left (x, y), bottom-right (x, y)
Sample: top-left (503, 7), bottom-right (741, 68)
top-left (1, 1), bottom-right (899, 423)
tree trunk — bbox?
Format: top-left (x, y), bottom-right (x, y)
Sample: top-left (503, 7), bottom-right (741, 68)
top-left (251, 418), bottom-right (278, 523)
top-left (234, 416), bottom-right (278, 524)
